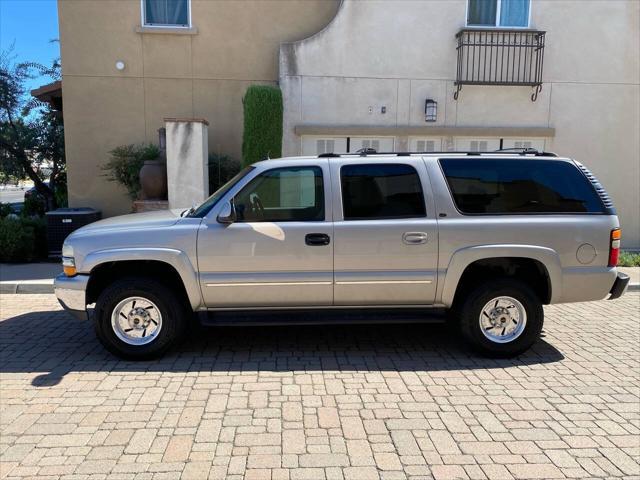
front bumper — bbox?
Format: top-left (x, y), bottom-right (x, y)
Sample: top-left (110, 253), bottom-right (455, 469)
top-left (54, 273), bottom-right (89, 320)
top-left (609, 272), bottom-right (630, 300)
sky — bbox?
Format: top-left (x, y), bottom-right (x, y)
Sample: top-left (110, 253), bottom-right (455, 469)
top-left (0, 0), bottom-right (60, 91)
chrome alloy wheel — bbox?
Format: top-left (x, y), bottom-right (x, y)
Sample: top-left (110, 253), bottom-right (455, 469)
top-left (111, 297), bottom-right (162, 346)
top-left (479, 296), bottom-right (527, 344)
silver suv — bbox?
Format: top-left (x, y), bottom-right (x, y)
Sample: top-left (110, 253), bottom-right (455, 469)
top-left (55, 151), bottom-right (630, 359)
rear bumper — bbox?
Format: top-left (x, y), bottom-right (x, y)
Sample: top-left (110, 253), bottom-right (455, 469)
top-left (608, 272), bottom-right (630, 300)
top-left (54, 273), bottom-right (89, 320)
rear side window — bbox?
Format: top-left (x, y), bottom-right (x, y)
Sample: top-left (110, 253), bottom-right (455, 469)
top-left (341, 164), bottom-right (426, 220)
top-left (440, 158), bottom-right (605, 214)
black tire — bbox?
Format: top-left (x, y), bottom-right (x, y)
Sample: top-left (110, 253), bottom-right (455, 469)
top-left (455, 278), bottom-right (543, 358)
top-left (93, 277), bottom-right (188, 360)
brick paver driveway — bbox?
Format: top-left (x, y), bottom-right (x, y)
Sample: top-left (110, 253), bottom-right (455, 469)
top-left (1, 293), bottom-right (638, 480)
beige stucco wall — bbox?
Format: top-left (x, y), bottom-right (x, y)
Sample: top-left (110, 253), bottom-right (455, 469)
top-left (280, 0), bottom-right (640, 248)
top-left (58, 0), bottom-right (340, 216)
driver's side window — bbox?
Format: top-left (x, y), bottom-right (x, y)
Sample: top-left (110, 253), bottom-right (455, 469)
top-left (234, 166), bottom-right (325, 222)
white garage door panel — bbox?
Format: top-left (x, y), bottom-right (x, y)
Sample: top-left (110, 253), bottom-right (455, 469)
top-left (349, 137), bottom-right (395, 153)
top-left (455, 137), bottom-right (501, 152)
top-left (502, 138), bottom-right (546, 151)
top-left (301, 137), bottom-right (348, 155)
top-left (409, 137), bottom-right (443, 152)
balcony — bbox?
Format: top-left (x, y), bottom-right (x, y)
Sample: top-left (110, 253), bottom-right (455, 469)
top-left (454, 28), bottom-right (546, 101)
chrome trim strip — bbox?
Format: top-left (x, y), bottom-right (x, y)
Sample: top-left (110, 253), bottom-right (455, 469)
top-left (206, 281), bottom-right (333, 287)
top-left (335, 280), bottom-right (432, 285)
top-left (207, 280), bottom-right (433, 287)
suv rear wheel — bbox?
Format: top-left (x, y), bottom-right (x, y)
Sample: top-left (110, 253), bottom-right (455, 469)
top-left (455, 279), bottom-right (544, 357)
top-left (94, 277), bottom-right (187, 360)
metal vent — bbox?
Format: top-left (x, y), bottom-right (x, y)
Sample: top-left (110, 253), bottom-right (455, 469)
top-left (575, 161), bottom-right (616, 213)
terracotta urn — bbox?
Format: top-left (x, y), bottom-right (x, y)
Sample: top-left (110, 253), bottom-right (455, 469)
top-left (139, 159), bottom-right (167, 200)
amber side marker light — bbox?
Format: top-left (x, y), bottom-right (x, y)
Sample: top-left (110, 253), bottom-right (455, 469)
top-left (608, 228), bottom-right (621, 267)
top-left (62, 257), bottom-right (77, 277)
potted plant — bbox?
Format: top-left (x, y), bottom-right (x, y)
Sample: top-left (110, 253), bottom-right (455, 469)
top-left (103, 143), bottom-right (164, 201)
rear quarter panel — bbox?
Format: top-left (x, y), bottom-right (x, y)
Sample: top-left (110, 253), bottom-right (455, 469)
top-left (424, 158), bottom-right (619, 305)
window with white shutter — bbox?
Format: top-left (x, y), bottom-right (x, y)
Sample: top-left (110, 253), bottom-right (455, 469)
top-left (455, 137), bottom-right (500, 152)
top-left (410, 137), bottom-right (442, 153)
top-left (301, 137), bottom-right (347, 156)
top-left (349, 138), bottom-right (395, 153)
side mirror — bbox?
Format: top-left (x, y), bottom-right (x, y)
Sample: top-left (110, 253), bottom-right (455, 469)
top-left (217, 200), bottom-right (236, 225)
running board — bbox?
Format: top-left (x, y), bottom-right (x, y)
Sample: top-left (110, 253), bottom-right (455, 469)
top-left (197, 307), bottom-right (447, 327)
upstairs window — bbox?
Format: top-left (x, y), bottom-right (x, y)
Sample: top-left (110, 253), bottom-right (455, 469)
top-left (467, 0), bottom-right (530, 27)
top-left (143, 0), bottom-right (190, 27)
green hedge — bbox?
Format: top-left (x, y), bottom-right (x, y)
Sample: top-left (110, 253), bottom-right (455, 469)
top-left (242, 85), bottom-right (283, 167)
top-left (0, 216), bottom-right (47, 262)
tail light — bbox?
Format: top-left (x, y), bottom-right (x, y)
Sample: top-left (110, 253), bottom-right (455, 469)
top-left (608, 228), bottom-right (621, 267)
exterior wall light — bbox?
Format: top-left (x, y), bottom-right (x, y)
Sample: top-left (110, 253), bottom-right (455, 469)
top-left (425, 99), bottom-right (437, 122)
top-left (115, 61), bottom-right (126, 71)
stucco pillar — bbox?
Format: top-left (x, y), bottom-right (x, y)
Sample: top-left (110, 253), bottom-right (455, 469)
top-left (165, 118), bottom-right (209, 209)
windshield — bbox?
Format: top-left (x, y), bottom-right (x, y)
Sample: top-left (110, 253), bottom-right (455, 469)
top-left (188, 166), bottom-right (254, 218)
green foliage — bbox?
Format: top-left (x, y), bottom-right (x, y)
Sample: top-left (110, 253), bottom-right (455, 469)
top-left (54, 171), bottom-right (68, 208)
top-left (618, 251), bottom-right (640, 267)
top-left (1, 48), bottom-right (65, 210)
top-left (103, 143), bottom-right (160, 199)
top-left (208, 153), bottom-right (241, 194)
top-left (23, 193), bottom-right (45, 217)
top-left (0, 202), bottom-right (13, 218)
top-left (0, 216), bottom-right (46, 262)
top-left (242, 85), bottom-right (283, 167)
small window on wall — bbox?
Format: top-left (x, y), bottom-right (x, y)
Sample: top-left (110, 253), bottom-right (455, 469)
top-left (143, 0), bottom-right (190, 27)
top-left (467, 0), bottom-right (530, 27)
top-left (341, 164), bottom-right (426, 220)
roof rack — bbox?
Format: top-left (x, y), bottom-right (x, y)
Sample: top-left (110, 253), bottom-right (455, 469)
top-left (318, 148), bottom-right (558, 158)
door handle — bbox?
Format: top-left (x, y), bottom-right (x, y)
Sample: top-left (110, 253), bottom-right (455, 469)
top-left (402, 232), bottom-right (428, 245)
top-left (305, 233), bottom-right (330, 246)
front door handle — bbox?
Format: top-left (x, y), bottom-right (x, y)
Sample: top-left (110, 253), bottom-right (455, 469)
top-left (305, 233), bottom-right (330, 246)
top-left (402, 232), bottom-right (428, 245)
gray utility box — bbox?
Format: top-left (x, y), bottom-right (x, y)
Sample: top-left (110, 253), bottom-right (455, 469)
top-left (45, 208), bottom-right (101, 256)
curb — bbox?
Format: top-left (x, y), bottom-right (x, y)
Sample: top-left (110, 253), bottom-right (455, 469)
top-left (1, 283), bottom-right (639, 295)
top-left (1, 284), bottom-right (55, 294)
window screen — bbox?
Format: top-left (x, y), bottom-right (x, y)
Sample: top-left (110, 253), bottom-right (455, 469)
top-left (341, 164), bottom-right (426, 220)
top-left (235, 167), bottom-right (324, 222)
top-left (144, 0), bottom-right (189, 26)
top-left (440, 158), bottom-right (606, 214)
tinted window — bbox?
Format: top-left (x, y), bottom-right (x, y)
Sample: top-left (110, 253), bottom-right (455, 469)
top-left (144, 0), bottom-right (189, 26)
top-left (235, 167), bottom-right (324, 222)
top-left (341, 164), bottom-right (426, 220)
top-left (440, 159), bottom-right (605, 214)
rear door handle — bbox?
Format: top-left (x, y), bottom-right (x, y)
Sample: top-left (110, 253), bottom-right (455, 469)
top-left (305, 233), bottom-right (330, 246)
top-left (402, 232), bottom-right (428, 245)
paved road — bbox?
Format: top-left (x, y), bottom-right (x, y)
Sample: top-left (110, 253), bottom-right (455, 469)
top-left (0, 188), bottom-right (25, 205)
top-left (0, 294), bottom-right (638, 479)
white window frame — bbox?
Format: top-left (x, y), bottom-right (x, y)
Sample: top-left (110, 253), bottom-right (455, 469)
top-left (465, 0), bottom-right (532, 29)
top-left (141, 0), bottom-right (192, 29)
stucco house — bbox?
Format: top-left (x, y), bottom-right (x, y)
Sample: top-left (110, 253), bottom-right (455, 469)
top-left (58, 0), bottom-right (639, 247)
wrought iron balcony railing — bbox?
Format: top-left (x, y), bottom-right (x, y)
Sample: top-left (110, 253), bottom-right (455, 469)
top-left (454, 28), bottom-right (546, 101)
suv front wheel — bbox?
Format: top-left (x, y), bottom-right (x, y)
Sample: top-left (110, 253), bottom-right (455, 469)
top-left (455, 279), bottom-right (544, 357)
top-left (94, 277), bottom-right (187, 360)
